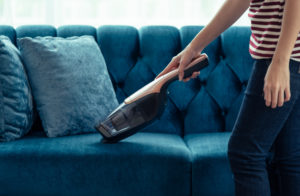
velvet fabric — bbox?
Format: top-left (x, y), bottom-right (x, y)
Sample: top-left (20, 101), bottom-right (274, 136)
top-left (97, 25), bottom-right (183, 135)
top-left (184, 132), bottom-right (234, 196)
top-left (184, 26), bottom-right (254, 134)
top-left (0, 26), bottom-right (16, 44)
top-left (0, 35), bottom-right (34, 142)
top-left (0, 132), bottom-right (191, 196)
top-left (18, 35), bottom-right (119, 137)
top-left (0, 25), bottom-right (260, 196)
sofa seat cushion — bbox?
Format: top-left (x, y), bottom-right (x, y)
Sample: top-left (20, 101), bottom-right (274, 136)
top-left (184, 132), bottom-right (234, 196)
top-left (0, 132), bottom-right (191, 196)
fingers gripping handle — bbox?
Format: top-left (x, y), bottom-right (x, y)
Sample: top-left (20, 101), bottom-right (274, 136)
top-left (180, 55), bottom-right (209, 80)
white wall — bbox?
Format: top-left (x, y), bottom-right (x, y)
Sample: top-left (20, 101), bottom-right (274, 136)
top-left (0, 0), bottom-right (250, 28)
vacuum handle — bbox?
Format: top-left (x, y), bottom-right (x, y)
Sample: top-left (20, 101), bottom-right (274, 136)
top-left (153, 54), bottom-right (209, 97)
top-left (161, 54), bottom-right (209, 85)
top-left (181, 54), bottom-right (209, 80)
top-left (154, 54), bottom-right (209, 81)
top-left (124, 54), bottom-right (209, 104)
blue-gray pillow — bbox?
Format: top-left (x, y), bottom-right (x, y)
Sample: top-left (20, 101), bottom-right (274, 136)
top-left (0, 35), bottom-right (34, 142)
top-left (18, 35), bottom-right (119, 137)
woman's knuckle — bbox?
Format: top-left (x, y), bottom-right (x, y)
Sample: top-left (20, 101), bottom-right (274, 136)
top-left (264, 83), bottom-right (270, 88)
top-left (271, 83), bottom-right (279, 89)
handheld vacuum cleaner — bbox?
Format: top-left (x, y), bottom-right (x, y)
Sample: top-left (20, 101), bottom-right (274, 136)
top-left (95, 54), bottom-right (209, 143)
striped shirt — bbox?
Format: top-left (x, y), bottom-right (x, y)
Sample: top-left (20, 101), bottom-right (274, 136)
top-left (248, 0), bottom-right (300, 62)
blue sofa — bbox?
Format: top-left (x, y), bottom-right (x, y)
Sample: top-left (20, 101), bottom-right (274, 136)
top-left (0, 25), bottom-right (269, 196)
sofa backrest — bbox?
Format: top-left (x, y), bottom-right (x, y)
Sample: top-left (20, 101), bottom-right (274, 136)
top-left (0, 25), bottom-right (254, 136)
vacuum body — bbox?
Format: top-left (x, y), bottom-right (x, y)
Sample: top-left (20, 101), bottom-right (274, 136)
top-left (95, 54), bottom-right (209, 143)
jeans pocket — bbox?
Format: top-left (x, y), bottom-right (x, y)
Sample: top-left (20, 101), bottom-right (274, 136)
top-left (245, 59), bottom-right (270, 97)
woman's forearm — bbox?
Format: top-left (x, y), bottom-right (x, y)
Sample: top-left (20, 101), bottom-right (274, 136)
top-left (188, 0), bottom-right (250, 52)
top-left (272, 0), bottom-right (300, 66)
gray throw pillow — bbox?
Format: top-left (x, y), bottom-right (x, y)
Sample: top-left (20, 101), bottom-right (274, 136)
top-left (0, 35), bottom-right (34, 142)
top-left (18, 35), bottom-right (119, 137)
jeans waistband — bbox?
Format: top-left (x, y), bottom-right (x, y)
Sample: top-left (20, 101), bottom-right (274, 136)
top-left (258, 58), bottom-right (300, 74)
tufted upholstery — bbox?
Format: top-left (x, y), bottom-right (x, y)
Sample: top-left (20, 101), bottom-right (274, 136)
top-left (186, 27), bottom-right (254, 134)
top-left (0, 24), bottom-right (257, 196)
top-left (0, 24), bottom-right (254, 136)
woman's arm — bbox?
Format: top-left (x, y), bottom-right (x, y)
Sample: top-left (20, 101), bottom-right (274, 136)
top-left (263, 0), bottom-right (300, 108)
top-left (188, 0), bottom-right (251, 53)
top-left (272, 0), bottom-right (300, 64)
top-left (157, 0), bottom-right (251, 81)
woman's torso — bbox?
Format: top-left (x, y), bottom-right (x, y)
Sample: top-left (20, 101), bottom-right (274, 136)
top-left (248, 0), bottom-right (300, 62)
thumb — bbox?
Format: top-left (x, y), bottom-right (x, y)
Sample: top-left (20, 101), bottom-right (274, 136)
top-left (155, 57), bottom-right (179, 79)
top-left (178, 57), bottom-right (189, 81)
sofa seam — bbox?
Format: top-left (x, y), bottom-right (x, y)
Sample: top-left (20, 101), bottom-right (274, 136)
top-left (182, 137), bottom-right (194, 196)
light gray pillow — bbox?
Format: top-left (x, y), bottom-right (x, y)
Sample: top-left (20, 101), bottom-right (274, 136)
top-left (18, 35), bottom-right (119, 137)
top-left (0, 35), bottom-right (34, 142)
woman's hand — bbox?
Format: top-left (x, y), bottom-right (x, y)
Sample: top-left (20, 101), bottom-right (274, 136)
top-left (155, 44), bottom-right (202, 82)
top-left (263, 60), bottom-right (291, 108)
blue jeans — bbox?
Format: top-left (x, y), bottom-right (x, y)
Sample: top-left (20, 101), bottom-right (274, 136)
top-left (227, 58), bottom-right (300, 196)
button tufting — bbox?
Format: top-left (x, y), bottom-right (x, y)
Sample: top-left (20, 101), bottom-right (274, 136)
top-left (221, 109), bottom-right (227, 116)
top-left (118, 82), bottom-right (124, 88)
top-left (200, 80), bottom-right (206, 85)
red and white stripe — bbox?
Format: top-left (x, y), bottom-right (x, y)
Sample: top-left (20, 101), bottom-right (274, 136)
top-left (248, 0), bottom-right (300, 61)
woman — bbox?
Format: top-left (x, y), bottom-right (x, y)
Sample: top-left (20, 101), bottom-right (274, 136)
top-left (155, 0), bottom-right (300, 195)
